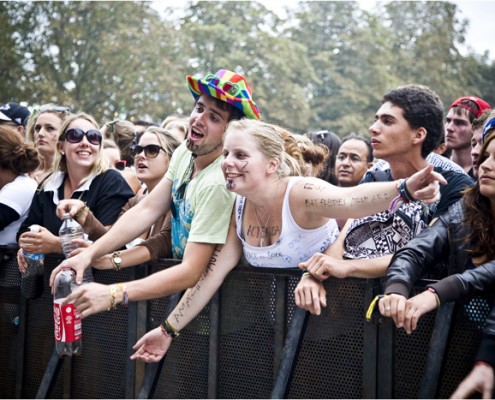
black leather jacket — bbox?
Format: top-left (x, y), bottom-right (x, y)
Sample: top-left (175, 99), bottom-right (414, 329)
top-left (383, 199), bottom-right (495, 366)
top-left (383, 200), bottom-right (495, 302)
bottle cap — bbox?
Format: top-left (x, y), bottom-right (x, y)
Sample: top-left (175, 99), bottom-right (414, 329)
top-left (29, 224), bottom-right (41, 233)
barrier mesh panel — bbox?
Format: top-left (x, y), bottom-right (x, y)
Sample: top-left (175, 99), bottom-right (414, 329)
top-left (21, 255), bottom-right (64, 399)
top-left (218, 272), bottom-right (276, 398)
top-left (70, 268), bottom-right (131, 399)
top-left (0, 249), bottom-right (21, 398)
top-left (1, 249), bottom-right (492, 399)
top-left (289, 277), bottom-right (366, 399)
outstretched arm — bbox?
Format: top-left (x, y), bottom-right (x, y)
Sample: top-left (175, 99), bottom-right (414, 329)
top-left (291, 164), bottom-right (446, 221)
top-left (130, 216), bottom-right (242, 363)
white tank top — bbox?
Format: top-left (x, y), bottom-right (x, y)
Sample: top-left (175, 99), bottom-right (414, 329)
top-left (235, 177), bottom-right (339, 268)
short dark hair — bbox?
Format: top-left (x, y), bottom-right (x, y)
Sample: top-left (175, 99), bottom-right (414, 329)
top-left (472, 108), bottom-right (492, 131)
top-left (198, 95), bottom-right (245, 122)
top-left (382, 86), bottom-right (444, 158)
top-left (341, 133), bottom-right (373, 163)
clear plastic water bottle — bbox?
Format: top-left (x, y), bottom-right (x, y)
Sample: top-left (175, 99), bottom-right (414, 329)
top-left (53, 267), bottom-right (82, 357)
top-left (59, 213), bottom-right (93, 283)
top-left (20, 224), bottom-right (45, 299)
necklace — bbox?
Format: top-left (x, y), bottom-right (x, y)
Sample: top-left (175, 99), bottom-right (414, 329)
top-left (253, 204), bottom-right (273, 247)
top-left (251, 179), bottom-right (282, 247)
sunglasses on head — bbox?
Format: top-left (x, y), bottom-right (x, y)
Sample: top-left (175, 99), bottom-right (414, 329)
top-left (204, 74), bottom-right (241, 97)
top-left (131, 144), bottom-right (165, 159)
top-left (62, 128), bottom-right (103, 145)
top-left (113, 160), bottom-right (127, 171)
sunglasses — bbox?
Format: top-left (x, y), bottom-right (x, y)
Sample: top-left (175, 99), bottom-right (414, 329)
top-left (204, 74), bottom-right (241, 97)
top-left (131, 144), bottom-right (165, 159)
top-left (62, 128), bottom-right (103, 145)
top-left (39, 105), bottom-right (71, 114)
top-left (113, 160), bottom-right (127, 171)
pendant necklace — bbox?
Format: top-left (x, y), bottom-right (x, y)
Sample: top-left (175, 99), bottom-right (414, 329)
top-left (252, 179), bottom-right (281, 247)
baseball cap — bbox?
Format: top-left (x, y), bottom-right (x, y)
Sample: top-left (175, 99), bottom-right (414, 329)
top-left (449, 96), bottom-right (491, 119)
top-left (0, 102), bottom-right (31, 126)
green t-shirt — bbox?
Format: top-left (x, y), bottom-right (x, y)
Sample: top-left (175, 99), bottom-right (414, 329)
top-left (165, 142), bottom-right (235, 259)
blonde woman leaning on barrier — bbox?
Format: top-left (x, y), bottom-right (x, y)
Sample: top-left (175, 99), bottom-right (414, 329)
top-left (95, 118), bottom-right (444, 363)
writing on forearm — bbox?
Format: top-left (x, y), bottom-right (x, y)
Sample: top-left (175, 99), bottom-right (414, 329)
top-left (170, 245), bottom-right (222, 325)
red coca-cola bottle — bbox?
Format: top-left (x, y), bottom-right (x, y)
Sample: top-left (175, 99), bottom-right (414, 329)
top-left (53, 267), bottom-right (82, 357)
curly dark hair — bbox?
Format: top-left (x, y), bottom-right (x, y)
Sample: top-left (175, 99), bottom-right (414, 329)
top-left (463, 132), bottom-right (495, 260)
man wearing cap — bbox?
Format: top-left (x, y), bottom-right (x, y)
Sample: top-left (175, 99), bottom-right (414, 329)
top-left (446, 96), bottom-right (491, 177)
top-left (0, 102), bottom-right (31, 137)
top-left (50, 69), bottom-right (260, 316)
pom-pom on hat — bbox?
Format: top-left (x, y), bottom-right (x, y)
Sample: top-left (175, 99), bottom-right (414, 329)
top-left (449, 96), bottom-right (491, 119)
top-left (187, 69), bottom-right (260, 120)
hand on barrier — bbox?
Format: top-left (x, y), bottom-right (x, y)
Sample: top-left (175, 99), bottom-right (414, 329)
top-left (378, 294), bottom-right (407, 329)
top-left (294, 274), bottom-right (327, 315)
top-left (400, 290), bottom-right (439, 334)
top-left (450, 361), bottom-right (494, 399)
top-left (130, 326), bottom-right (173, 363)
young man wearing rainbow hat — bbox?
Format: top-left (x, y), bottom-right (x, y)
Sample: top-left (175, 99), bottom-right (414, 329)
top-left (51, 69), bottom-right (260, 319)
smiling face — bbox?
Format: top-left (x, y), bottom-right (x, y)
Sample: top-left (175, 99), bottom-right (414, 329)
top-left (34, 112), bottom-right (62, 159)
top-left (134, 131), bottom-right (170, 189)
top-left (221, 128), bottom-right (273, 195)
top-left (186, 95), bottom-right (230, 157)
top-left (59, 118), bottom-right (100, 174)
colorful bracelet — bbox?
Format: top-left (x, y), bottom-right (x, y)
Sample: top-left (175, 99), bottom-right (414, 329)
top-left (427, 287), bottom-right (441, 306)
top-left (122, 283), bottom-right (128, 307)
top-left (160, 319), bottom-right (180, 338)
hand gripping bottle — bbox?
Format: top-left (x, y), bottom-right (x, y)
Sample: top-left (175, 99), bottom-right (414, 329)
top-left (20, 224), bottom-right (45, 299)
top-left (53, 267), bottom-right (82, 357)
top-left (59, 212), bottom-right (93, 283)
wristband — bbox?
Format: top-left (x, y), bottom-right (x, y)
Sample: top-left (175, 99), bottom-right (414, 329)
top-left (160, 319), bottom-right (180, 338)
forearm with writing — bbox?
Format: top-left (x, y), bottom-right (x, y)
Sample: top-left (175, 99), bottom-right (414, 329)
top-left (167, 224), bottom-right (242, 332)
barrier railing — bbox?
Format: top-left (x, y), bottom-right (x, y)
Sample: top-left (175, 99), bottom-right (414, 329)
top-left (0, 246), bottom-right (490, 398)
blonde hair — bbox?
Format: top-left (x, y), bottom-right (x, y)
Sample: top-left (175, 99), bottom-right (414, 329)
top-left (25, 104), bottom-right (71, 144)
top-left (46, 113), bottom-right (108, 188)
top-left (225, 119), bottom-right (303, 177)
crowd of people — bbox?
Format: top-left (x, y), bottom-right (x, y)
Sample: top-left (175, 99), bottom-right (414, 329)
top-left (1, 67), bottom-right (494, 398)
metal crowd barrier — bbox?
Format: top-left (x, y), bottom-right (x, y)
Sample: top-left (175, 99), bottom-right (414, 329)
top-left (0, 246), bottom-right (490, 398)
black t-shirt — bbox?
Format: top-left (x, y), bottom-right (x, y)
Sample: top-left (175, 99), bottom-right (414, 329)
top-left (19, 169), bottom-right (134, 239)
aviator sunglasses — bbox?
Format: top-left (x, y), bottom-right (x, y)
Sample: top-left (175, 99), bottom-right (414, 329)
top-left (131, 144), bottom-right (166, 159)
top-left (62, 128), bottom-right (103, 146)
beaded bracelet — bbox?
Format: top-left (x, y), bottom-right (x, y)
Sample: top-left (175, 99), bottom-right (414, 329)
top-left (427, 287), bottom-right (441, 307)
top-left (160, 319), bottom-right (180, 338)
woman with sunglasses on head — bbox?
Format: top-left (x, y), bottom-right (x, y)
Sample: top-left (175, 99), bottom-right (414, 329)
top-left (17, 113), bottom-right (134, 271)
top-left (56, 126), bottom-right (181, 265)
top-left (25, 105), bottom-right (71, 185)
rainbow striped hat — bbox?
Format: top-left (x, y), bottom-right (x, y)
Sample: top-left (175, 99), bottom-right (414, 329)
top-left (187, 69), bottom-right (260, 120)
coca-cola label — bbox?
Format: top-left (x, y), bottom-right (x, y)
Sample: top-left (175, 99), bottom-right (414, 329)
top-left (53, 299), bottom-right (82, 342)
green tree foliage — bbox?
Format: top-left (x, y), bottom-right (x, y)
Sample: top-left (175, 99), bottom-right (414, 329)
top-left (0, 0), bottom-right (493, 134)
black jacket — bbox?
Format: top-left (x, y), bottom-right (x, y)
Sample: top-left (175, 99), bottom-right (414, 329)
top-left (384, 200), bottom-right (495, 301)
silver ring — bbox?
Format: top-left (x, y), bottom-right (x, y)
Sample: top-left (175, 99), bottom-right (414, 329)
top-left (385, 306), bottom-right (391, 311)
